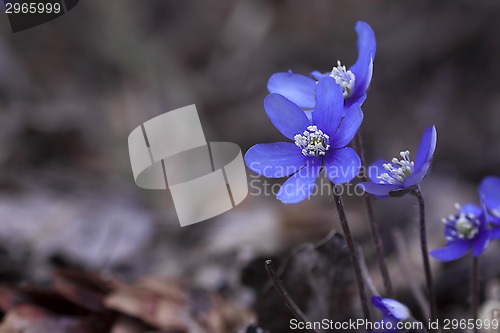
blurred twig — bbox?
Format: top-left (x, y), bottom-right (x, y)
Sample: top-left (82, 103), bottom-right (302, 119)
top-left (264, 260), bottom-right (318, 333)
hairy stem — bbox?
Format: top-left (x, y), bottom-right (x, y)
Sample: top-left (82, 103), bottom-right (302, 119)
top-left (472, 255), bottom-right (479, 333)
top-left (413, 187), bottom-right (438, 330)
top-left (264, 260), bottom-right (318, 333)
top-left (333, 192), bottom-right (372, 322)
top-left (354, 132), bottom-right (393, 297)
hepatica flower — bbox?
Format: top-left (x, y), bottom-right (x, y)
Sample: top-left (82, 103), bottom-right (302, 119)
top-left (371, 296), bottom-right (411, 333)
top-left (430, 204), bottom-right (490, 261)
top-left (357, 126), bottom-right (437, 198)
top-left (267, 21), bottom-right (376, 110)
top-left (244, 77), bottom-right (362, 204)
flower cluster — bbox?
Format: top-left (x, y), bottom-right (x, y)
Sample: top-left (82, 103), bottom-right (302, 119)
top-left (243, 18), bottom-right (500, 331)
top-left (430, 176), bottom-right (500, 261)
top-left (245, 21), bottom-right (375, 203)
top-left (244, 78), bottom-right (362, 203)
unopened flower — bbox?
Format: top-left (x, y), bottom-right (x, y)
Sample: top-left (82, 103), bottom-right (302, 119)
top-left (267, 21), bottom-right (376, 110)
top-left (357, 126), bottom-right (437, 198)
top-left (244, 77), bottom-right (362, 204)
top-left (430, 204), bottom-right (490, 261)
top-left (371, 296), bottom-right (411, 333)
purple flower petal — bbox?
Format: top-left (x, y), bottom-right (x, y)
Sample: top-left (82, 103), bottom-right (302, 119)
top-left (264, 93), bottom-right (311, 140)
top-left (414, 126), bottom-right (437, 171)
top-left (267, 72), bottom-right (316, 109)
top-left (244, 142), bottom-right (309, 178)
top-left (349, 21), bottom-right (376, 100)
top-left (430, 240), bottom-right (470, 262)
top-left (371, 297), bottom-right (390, 316)
top-left (329, 104), bottom-right (364, 149)
top-left (368, 160), bottom-right (392, 183)
top-left (479, 176), bottom-right (500, 215)
top-left (472, 230), bottom-right (490, 257)
top-left (345, 93), bottom-right (367, 109)
top-left (461, 203), bottom-right (483, 217)
top-left (488, 214), bottom-right (500, 226)
top-left (312, 77), bottom-right (344, 136)
top-left (489, 228), bottom-right (500, 240)
top-left (380, 299), bottom-right (411, 321)
top-left (310, 70), bottom-right (330, 81)
top-left (357, 182), bottom-right (401, 198)
top-left (324, 147), bottom-right (361, 184)
top-left (276, 158), bottom-right (321, 204)
top-left (402, 162), bottom-right (431, 188)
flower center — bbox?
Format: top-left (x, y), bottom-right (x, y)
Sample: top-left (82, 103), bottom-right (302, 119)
top-left (377, 151), bottom-right (415, 185)
top-left (330, 60), bottom-right (355, 98)
top-left (443, 212), bottom-right (480, 240)
top-left (294, 125), bottom-right (330, 157)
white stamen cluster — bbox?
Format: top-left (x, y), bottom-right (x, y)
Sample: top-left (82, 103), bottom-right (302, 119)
top-left (330, 60), bottom-right (356, 98)
top-left (294, 125), bottom-right (330, 157)
top-left (442, 212), bottom-right (480, 241)
top-left (377, 151), bottom-right (415, 185)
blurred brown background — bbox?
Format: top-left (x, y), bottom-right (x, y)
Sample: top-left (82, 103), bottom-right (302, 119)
top-left (1, 0), bottom-right (500, 332)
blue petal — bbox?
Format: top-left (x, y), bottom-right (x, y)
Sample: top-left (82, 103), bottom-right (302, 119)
top-left (414, 126), bottom-right (437, 171)
top-left (460, 203), bottom-right (483, 216)
top-left (472, 230), bottom-right (490, 257)
top-left (368, 160), bottom-right (391, 183)
top-left (489, 228), bottom-right (500, 240)
top-left (244, 143), bottom-right (308, 178)
top-left (487, 213), bottom-right (500, 226)
top-left (264, 93), bottom-right (311, 140)
top-left (357, 182), bottom-right (401, 198)
top-left (310, 70), bottom-right (330, 81)
top-left (402, 162), bottom-right (431, 188)
top-left (479, 176), bottom-right (500, 215)
top-left (329, 104), bottom-right (364, 149)
top-left (267, 72), bottom-right (316, 109)
top-left (345, 93), bottom-right (367, 109)
top-left (276, 158), bottom-right (321, 204)
top-left (324, 147), bottom-right (361, 184)
top-left (380, 298), bottom-right (411, 321)
top-left (430, 240), bottom-right (470, 262)
top-left (304, 110), bottom-right (313, 123)
top-left (312, 77), bottom-right (344, 136)
top-left (349, 21), bottom-right (376, 99)
top-left (371, 296), bottom-right (390, 316)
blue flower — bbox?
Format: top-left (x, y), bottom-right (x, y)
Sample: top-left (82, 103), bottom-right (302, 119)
top-left (479, 176), bottom-right (500, 238)
top-left (244, 77), bottom-right (362, 204)
top-left (357, 126), bottom-right (437, 198)
top-left (267, 21), bottom-right (376, 110)
top-left (370, 296), bottom-right (411, 333)
top-left (430, 204), bottom-right (490, 261)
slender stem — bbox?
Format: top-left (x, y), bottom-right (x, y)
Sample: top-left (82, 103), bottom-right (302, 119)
top-left (392, 228), bottom-right (429, 318)
top-left (413, 187), bottom-right (438, 329)
top-left (264, 260), bottom-right (318, 333)
top-left (354, 132), bottom-right (394, 297)
top-left (471, 255), bottom-right (479, 333)
top-left (333, 191), bottom-right (371, 322)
